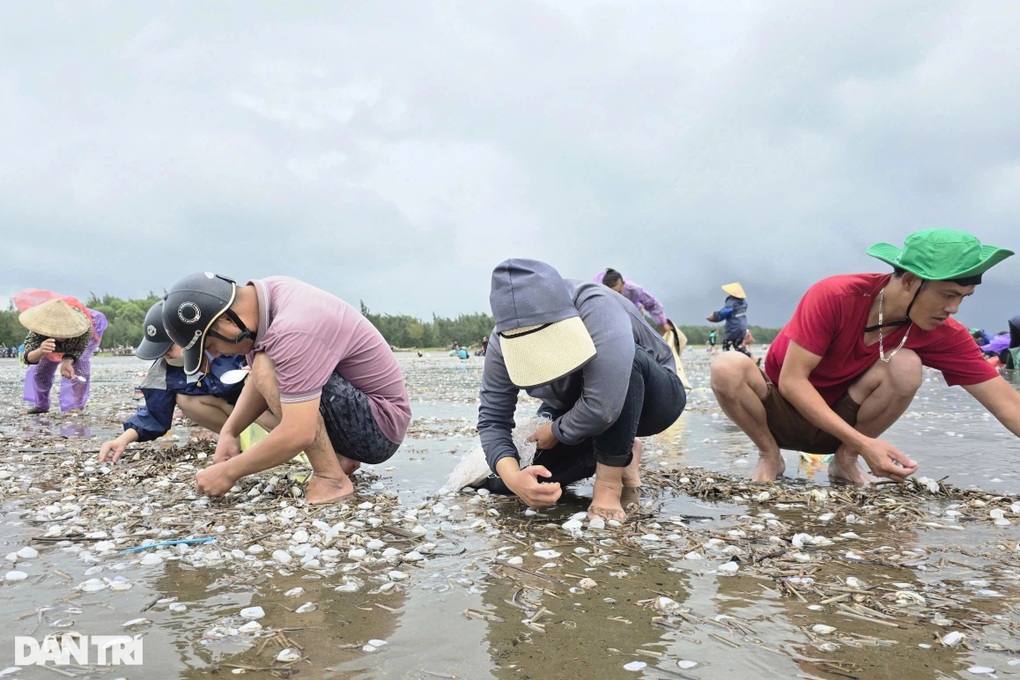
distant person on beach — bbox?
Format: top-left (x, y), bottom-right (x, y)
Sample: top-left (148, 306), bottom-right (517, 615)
top-left (1006, 315), bottom-right (1020, 369)
top-left (98, 301), bottom-right (278, 463)
top-left (479, 259), bottom-right (686, 520)
top-left (979, 331), bottom-right (1010, 364)
top-left (595, 268), bottom-right (668, 333)
top-left (20, 299), bottom-right (107, 414)
top-left (710, 229), bottom-right (1020, 486)
top-left (707, 282), bottom-right (752, 358)
top-left (707, 329), bottom-right (717, 353)
top-left (970, 328), bottom-right (991, 347)
top-left (162, 273), bottom-right (411, 504)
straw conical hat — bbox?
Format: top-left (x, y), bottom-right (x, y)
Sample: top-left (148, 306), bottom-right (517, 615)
top-left (721, 282), bottom-right (746, 298)
top-left (19, 299), bottom-right (90, 338)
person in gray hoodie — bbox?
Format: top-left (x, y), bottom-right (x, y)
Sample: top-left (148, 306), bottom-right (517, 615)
top-left (478, 258), bottom-right (686, 520)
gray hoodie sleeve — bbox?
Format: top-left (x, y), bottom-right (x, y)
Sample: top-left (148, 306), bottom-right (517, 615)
top-left (477, 335), bottom-right (521, 472)
top-left (550, 294), bottom-right (635, 445)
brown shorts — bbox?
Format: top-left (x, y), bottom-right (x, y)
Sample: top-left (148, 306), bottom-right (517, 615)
top-left (760, 371), bottom-right (860, 454)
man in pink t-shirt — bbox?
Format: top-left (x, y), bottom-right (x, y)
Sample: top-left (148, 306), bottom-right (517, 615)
top-left (163, 273), bottom-right (410, 504)
top-left (710, 229), bottom-right (1020, 485)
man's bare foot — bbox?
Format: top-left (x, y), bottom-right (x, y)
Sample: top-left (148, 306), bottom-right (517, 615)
top-left (306, 473), bottom-right (355, 504)
top-left (588, 477), bottom-right (626, 521)
top-left (337, 455), bottom-right (361, 476)
top-left (828, 452), bottom-right (877, 486)
top-left (620, 485), bottom-right (640, 510)
top-left (622, 438), bottom-right (643, 488)
top-left (751, 453), bottom-right (786, 483)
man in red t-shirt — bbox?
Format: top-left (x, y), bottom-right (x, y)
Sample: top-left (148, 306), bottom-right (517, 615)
top-left (710, 229), bottom-right (1020, 485)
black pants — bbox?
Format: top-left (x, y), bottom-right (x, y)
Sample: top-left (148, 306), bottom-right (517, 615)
top-left (486, 347), bottom-right (686, 493)
top-left (723, 338), bottom-right (752, 358)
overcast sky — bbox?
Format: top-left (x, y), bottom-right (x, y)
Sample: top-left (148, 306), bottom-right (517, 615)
top-left (2, 1), bottom-right (1019, 330)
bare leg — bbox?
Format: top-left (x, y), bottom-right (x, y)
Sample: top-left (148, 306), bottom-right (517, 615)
top-left (338, 456), bottom-right (361, 476)
top-left (176, 394), bottom-right (233, 432)
top-left (304, 418), bottom-right (356, 503)
top-left (249, 355), bottom-right (354, 504)
top-left (829, 349), bottom-right (922, 485)
top-left (622, 438), bottom-right (643, 488)
top-left (254, 410), bottom-right (280, 432)
top-left (710, 352), bottom-right (785, 482)
top-left (589, 463), bottom-right (626, 521)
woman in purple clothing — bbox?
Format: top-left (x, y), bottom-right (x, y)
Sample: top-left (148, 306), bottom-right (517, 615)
top-left (21, 299), bottom-right (107, 413)
top-left (595, 268), bottom-right (668, 333)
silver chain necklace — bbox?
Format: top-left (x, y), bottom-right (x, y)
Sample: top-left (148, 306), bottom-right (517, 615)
top-left (876, 288), bottom-right (911, 363)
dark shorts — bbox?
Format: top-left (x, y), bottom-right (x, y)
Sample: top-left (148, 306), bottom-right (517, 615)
top-left (224, 386), bottom-right (243, 406)
top-left (760, 370), bottom-right (860, 454)
top-left (319, 374), bottom-right (400, 465)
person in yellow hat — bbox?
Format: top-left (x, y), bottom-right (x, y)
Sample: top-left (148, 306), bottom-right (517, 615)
top-left (707, 282), bottom-right (752, 358)
top-left (20, 298), bottom-right (107, 414)
top-left (710, 228), bottom-right (1020, 485)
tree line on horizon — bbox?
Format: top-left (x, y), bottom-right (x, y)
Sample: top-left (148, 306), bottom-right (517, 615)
top-left (0, 295), bottom-right (779, 351)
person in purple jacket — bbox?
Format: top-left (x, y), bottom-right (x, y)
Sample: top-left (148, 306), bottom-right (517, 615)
top-left (21, 299), bottom-right (107, 413)
top-left (595, 268), bottom-right (668, 333)
top-left (162, 273), bottom-right (411, 505)
top-left (480, 259), bottom-right (686, 521)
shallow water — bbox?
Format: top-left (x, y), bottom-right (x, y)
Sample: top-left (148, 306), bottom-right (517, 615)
top-left (1, 352), bottom-right (1020, 679)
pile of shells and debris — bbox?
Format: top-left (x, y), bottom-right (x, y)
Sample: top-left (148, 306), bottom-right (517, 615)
top-left (5, 429), bottom-right (1020, 677)
top-left (1, 441), bottom-right (446, 579)
top-left (426, 467), bottom-right (1020, 677)
top-left (0, 438), bottom-right (459, 676)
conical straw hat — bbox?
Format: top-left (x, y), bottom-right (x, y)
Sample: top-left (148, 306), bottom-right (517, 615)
top-left (19, 299), bottom-right (90, 338)
top-left (721, 282), bottom-right (746, 298)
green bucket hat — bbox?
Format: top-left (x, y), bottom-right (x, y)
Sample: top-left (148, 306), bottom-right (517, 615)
top-left (867, 228), bottom-right (1013, 282)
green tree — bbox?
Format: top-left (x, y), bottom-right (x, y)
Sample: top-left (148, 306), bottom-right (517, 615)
top-left (0, 294), bottom-right (779, 352)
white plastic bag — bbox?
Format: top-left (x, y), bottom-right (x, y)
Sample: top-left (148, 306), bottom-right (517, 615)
top-left (439, 415), bottom-right (551, 493)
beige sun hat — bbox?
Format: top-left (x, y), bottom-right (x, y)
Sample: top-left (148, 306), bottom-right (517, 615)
top-left (19, 299), bottom-right (90, 338)
top-left (490, 258), bottom-right (596, 388)
top-left (498, 317), bottom-right (596, 388)
top-left (721, 282), bottom-right (746, 298)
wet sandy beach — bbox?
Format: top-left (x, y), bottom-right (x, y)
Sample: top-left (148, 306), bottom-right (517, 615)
top-left (2, 351), bottom-right (1020, 679)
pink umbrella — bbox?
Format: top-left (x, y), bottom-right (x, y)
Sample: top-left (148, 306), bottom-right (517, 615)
top-left (14, 289), bottom-right (98, 342)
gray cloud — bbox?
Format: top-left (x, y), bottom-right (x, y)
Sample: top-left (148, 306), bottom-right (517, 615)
top-left (2, 1), bottom-right (1018, 331)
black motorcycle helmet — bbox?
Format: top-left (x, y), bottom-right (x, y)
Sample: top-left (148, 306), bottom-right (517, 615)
top-left (135, 300), bottom-right (174, 361)
top-left (162, 273), bottom-right (239, 375)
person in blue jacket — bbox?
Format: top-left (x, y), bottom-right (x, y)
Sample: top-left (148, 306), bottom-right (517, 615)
top-left (98, 301), bottom-right (274, 463)
top-left (707, 282), bottom-right (752, 358)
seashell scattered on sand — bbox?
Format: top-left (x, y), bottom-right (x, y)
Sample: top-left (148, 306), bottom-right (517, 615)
top-left (534, 549), bottom-right (561, 559)
top-left (940, 631), bottom-right (965, 646)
